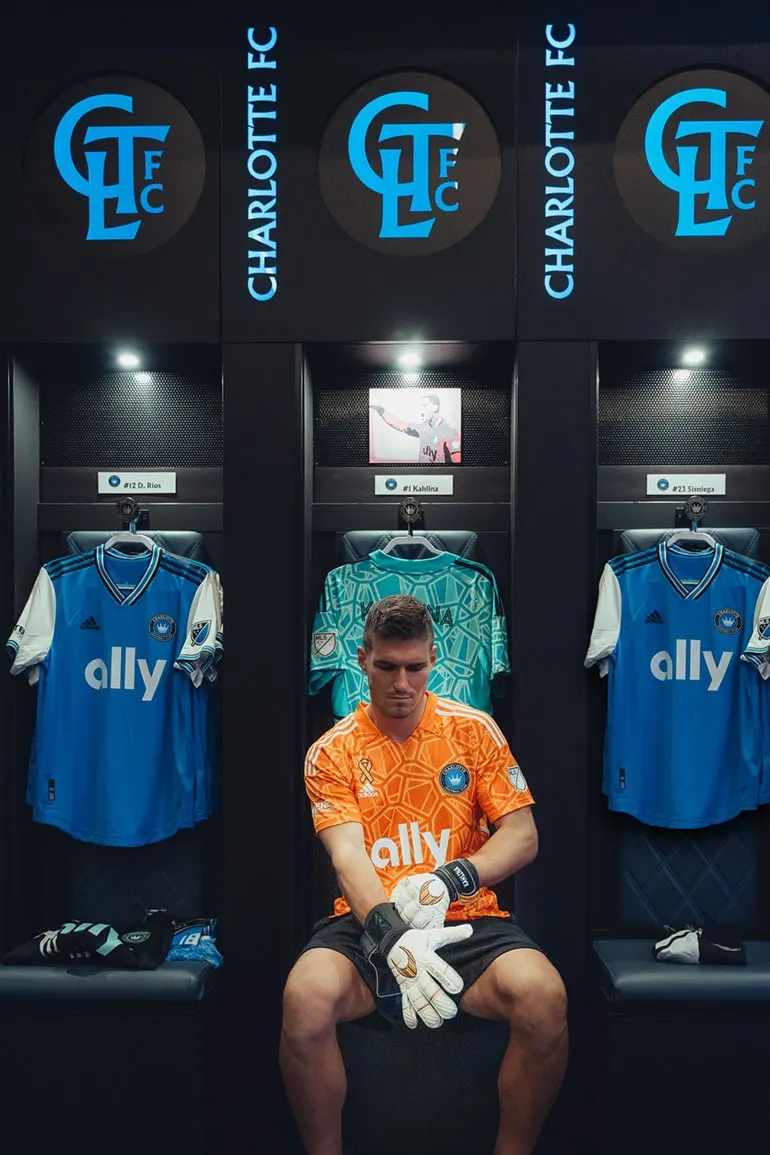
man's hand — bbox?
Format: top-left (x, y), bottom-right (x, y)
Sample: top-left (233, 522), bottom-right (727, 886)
top-left (391, 859), bottom-right (481, 930)
top-left (363, 903), bottom-right (473, 1029)
top-left (391, 873), bottom-right (452, 929)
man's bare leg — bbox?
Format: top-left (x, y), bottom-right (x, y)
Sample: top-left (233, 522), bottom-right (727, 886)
top-left (460, 948), bottom-right (569, 1155)
top-left (279, 948), bottom-right (376, 1155)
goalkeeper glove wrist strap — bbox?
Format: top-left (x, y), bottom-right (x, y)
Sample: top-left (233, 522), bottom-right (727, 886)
top-left (434, 859), bottom-right (480, 902)
top-left (363, 903), bottom-right (409, 959)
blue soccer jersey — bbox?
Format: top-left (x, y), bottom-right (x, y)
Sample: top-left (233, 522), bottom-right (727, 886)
top-left (585, 541), bottom-right (770, 829)
top-left (308, 550), bottom-right (510, 719)
top-left (7, 545), bottom-right (223, 846)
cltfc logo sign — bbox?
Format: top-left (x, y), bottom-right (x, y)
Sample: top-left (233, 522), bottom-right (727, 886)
top-left (24, 77), bottom-right (206, 255)
top-left (614, 69), bottom-right (770, 252)
top-left (319, 72), bottom-right (501, 255)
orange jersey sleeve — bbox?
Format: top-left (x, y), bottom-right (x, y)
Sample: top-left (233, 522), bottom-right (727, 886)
top-left (473, 716), bottom-right (535, 824)
top-left (304, 729), bottom-right (363, 832)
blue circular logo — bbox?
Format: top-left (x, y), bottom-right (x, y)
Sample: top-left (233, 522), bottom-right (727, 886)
top-left (439, 763), bottom-right (470, 795)
top-left (657, 478), bottom-right (669, 491)
top-left (385, 478), bottom-right (398, 491)
top-left (108, 474), bottom-right (121, 487)
top-left (149, 613), bottom-right (177, 642)
top-left (714, 608), bottom-right (742, 635)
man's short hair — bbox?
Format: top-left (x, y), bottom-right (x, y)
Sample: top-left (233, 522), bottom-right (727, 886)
top-left (419, 393), bottom-right (441, 411)
top-left (362, 595), bottom-right (434, 651)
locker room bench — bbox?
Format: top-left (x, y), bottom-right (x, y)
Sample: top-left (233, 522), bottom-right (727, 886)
top-left (0, 832), bottom-right (220, 1155)
top-left (592, 815), bottom-right (770, 1155)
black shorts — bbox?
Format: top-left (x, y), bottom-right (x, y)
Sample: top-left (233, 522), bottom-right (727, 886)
top-left (302, 912), bottom-right (541, 1027)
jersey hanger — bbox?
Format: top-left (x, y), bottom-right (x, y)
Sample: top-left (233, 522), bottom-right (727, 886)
top-left (102, 527), bottom-right (157, 553)
top-left (665, 529), bottom-right (718, 549)
top-left (379, 533), bottom-right (444, 557)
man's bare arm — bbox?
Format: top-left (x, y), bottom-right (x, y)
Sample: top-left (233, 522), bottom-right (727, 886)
top-left (318, 822), bottom-right (389, 925)
top-left (466, 807), bottom-right (538, 888)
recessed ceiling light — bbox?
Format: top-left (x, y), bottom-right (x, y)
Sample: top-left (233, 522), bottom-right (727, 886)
top-left (117, 350), bottom-right (141, 369)
top-left (397, 350), bottom-right (422, 369)
top-left (682, 347), bottom-right (706, 365)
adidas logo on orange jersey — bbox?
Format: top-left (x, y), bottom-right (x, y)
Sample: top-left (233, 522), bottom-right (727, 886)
top-left (359, 782), bottom-right (378, 798)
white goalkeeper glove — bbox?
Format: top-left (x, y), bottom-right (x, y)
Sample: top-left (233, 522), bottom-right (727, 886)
top-left (391, 858), bottom-right (481, 930)
top-left (362, 903), bottom-right (473, 1029)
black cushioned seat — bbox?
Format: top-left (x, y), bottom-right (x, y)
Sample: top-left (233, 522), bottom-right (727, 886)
top-left (0, 960), bottom-right (217, 1002)
top-left (594, 938), bottom-right (770, 1004)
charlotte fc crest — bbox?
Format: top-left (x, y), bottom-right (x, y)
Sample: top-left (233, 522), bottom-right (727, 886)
top-left (149, 613), bottom-right (177, 642)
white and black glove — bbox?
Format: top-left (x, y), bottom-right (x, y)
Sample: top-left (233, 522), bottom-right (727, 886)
top-left (391, 859), bottom-right (481, 930)
top-left (653, 925), bottom-right (746, 966)
top-left (362, 903), bottom-right (473, 1029)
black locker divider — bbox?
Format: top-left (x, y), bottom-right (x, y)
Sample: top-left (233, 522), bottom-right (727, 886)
top-left (512, 342), bottom-right (598, 1152)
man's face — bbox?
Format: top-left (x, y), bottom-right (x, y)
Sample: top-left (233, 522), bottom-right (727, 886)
top-left (357, 635), bottom-right (436, 720)
top-left (417, 398), bottom-right (440, 424)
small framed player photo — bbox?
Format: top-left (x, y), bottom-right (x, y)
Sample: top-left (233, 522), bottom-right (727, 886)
top-left (368, 387), bottom-right (462, 465)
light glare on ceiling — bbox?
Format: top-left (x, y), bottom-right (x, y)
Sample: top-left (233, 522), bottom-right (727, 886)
top-left (397, 350), bottom-right (422, 369)
top-left (682, 347), bottom-right (706, 365)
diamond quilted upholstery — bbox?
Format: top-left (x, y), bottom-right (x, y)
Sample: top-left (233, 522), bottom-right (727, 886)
top-left (69, 832), bottom-right (205, 926)
top-left (618, 814), bottom-right (756, 929)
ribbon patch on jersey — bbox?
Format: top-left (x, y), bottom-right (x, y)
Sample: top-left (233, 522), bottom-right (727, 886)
top-left (714, 608), bottom-right (742, 635)
top-left (439, 763), bottom-right (470, 794)
top-left (149, 613), bottom-right (177, 642)
top-left (190, 621), bottom-right (210, 647)
top-left (508, 766), bottom-right (529, 792)
top-left (313, 630), bottom-right (337, 657)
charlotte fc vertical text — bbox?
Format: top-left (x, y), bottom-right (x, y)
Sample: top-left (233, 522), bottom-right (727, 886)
top-left (247, 27), bottom-right (278, 301)
top-left (544, 23), bottom-right (576, 300)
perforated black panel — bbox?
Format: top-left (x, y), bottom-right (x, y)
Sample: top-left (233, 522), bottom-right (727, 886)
top-left (599, 368), bottom-right (770, 466)
top-left (40, 370), bottom-right (222, 468)
top-left (314, 369), bottom-right (510, 467)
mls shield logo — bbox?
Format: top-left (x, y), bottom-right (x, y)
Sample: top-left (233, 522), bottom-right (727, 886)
top-left (508, 766), bottom-right (529, 793)
top-left (313, 631), bottom-right (337, 657)
top-left (190, 621), bottom-right (210, 647)
top-left (318, 72), bottom-right (501, 255)
top-left (614, 69), bottom-right (770, 251)
top-left (25, 76), bottom-right (206, 255)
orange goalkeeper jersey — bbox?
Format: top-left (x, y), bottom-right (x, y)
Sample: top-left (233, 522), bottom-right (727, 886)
top-left (304, 692), bottom-right (534, 920)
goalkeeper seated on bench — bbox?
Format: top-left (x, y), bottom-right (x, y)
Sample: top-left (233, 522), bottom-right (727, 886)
top-left (281, 595), bottom-right (568, 1155)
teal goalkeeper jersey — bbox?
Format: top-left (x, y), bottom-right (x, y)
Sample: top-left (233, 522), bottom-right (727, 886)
top-left (308, 550), bottom-right (510, 718)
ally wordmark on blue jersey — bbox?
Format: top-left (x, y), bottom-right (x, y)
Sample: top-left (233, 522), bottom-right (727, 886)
top-left (585, 541), bottom-right (770, 829)
top-left (309, 550), bottom-right (510, 719)
top-left (7, 545), bottom-right (223, 847)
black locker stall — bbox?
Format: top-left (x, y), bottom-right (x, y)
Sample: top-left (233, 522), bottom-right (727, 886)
top-left (306, 341), bottom-right (515, 1154)
top-left (0, 345), bottom-right (224, 1154)
top-left (589, 341), bottom-right (770, 1154)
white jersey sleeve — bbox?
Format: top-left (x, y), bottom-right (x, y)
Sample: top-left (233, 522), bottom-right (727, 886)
top-left (741, 575), bottom-right (770, 679)
top-left (584, 564), bottom-right (622, 677)
top-left (174, 570), bottom-right (224, 687)
top-left (6, 568), bottom-right (56, 686)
